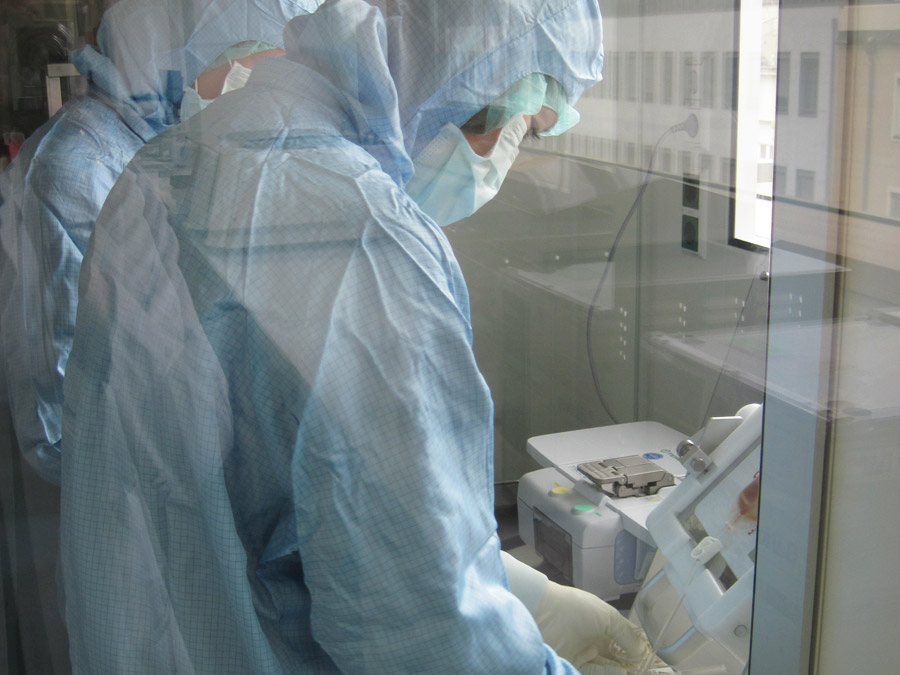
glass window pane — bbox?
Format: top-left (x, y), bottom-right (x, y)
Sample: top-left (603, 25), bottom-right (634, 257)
top-left (9, 2), bottom-right (897, 675)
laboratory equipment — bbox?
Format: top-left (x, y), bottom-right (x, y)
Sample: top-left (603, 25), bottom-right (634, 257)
top-left (517, 421), bottom-right (687, 600)
top-left (632, 403), bottom-right (762, 675)
top-left (517, 404), bottom-right (762, 674)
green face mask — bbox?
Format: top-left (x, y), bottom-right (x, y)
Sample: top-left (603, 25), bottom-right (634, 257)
top-left (406, 114), bottom-right (527, 227)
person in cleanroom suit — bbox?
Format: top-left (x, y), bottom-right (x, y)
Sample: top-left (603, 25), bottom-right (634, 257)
top-left (0, 1), bottom-right (314, 672)
top-left (61, 0), bottom-right (653, 672)
top-left (0, 0), bottom-right (318, 485)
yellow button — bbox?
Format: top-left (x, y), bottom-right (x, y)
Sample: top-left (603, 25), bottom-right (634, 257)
top-left (550, 486), bottom-right (571, 496)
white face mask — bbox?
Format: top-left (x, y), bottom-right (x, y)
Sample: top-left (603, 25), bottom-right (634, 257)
top-left (181, 61), bottom-right (254, 120)
top-left (180, 86), bottom-right (212, 120)
top-left (406, 113), bottom-right (527, 227)
top-left (221, 61), bottom-right (252, 94)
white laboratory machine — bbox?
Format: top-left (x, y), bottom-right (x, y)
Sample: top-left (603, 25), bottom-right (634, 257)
top-left (517, 404), bottom-right (762, 675)
top-left (632, 403), bottom-right (761, 675)
top-left (517, 420), bottom-right (687, 600)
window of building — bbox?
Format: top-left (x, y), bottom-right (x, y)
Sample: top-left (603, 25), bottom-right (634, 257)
top-left (731, 0), bottom-right (778, 249)
top-left (701, 153), bottom-right (714, 179)
top-left (776, 52), bottom-right (790, 114)
top-left (799, 52), bottom-right (819, 117)
top-left (890, 190), bottom-right (900, 220)
top-left (662, 148), bottom-right (673, 173)
top-left (682, 52), bottom-right (699, 107)
top-left (605, 52), bottom-right (618, 100)
top-left (643, 52), bottom-right (656, 103)
top-left (723, 51), bottom-right (739, 110)
top-left (625, 141), bottom-right (637, 166)
top-left (702, 52), bottom-right (717, 108)
top-left (663, 51), bottom-right (675, 104)
top-left (796, 168), bottom-right (815, 200)
top-left (893, 74), bottom-right (900, 140)
top-left (774, 165), bottom-right (787, 196)
top-left (624, 52), bottom-right (638, 102)
top-left (723, 157), bottom-right (736, 186)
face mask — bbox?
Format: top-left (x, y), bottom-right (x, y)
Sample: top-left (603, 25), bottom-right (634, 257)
top-left (221, 61), bottom-right (252, 94)
top-left (406, 113), bottom-right (527, 227)
top-left (180, 86), bottom-right (211, 120)
top-left (181, 61), bottom-right (254, 121)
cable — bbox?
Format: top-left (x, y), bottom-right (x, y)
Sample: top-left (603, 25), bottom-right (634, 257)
top-left (696, 265), bottom-right (769, 435)
top-left (586, 115), bottom-right (698, 424)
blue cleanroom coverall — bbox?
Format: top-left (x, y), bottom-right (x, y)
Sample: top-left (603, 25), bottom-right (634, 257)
top-left (61, 0), bottom-right (606, 672)
top-left (0, 0), bottom-right (316, 483)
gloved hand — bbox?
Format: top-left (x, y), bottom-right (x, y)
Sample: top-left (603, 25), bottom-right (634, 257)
top-left (500, 551), bottom-right (653, 672)
top-left (533, 580), bottom-right (653, 672)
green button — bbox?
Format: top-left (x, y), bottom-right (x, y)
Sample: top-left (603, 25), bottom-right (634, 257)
top-left (574, 504), bottom-right (594, 512)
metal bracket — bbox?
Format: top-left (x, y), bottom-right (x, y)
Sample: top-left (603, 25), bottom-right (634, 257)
top-left (676, 438), bottom-right (713, 477)
top-left (577, 455), bottom-right (676, 498)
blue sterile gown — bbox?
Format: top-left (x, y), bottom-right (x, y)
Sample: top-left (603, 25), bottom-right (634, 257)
top-left (0, 0), bottom-right (316, 484)
top-left (61, 0), bottom-right (604, 672)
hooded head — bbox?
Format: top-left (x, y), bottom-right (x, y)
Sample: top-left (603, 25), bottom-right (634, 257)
top-left (282, 0), bottom-right (603, 186)
top-left (72, 0), bottom-right (321, 137)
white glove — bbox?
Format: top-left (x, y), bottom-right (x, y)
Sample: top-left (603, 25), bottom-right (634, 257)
top-left (533, 580), bottom-right (653, 671)
top-left (500, 552), bottom-right (653, 672)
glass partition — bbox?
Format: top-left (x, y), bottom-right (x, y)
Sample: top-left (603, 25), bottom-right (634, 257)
top-left (753, 2), bottom-right (900, 673)
top-left (1, 0), bottom-right (898, 673)
top-left (448, 0), bottom-right (771, 481)
top-left (451, 0), bottom-right (899, 673)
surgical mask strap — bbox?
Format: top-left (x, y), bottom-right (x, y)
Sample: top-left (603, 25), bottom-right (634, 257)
top-left (222, 61), bottom-right (252, 94)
